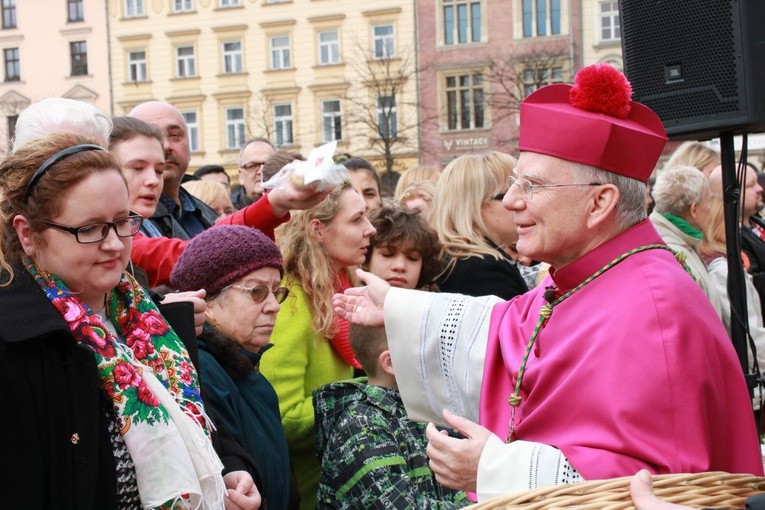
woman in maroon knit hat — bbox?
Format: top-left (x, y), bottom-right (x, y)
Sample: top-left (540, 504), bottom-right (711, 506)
top-left (171, 225), bottom-right (298, 510)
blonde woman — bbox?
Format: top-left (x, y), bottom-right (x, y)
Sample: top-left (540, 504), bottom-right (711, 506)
top-left (431, 151), bottom-right (528, 300)
top-left (182, 180), bottom-right (235, 220)
top-left (701, 195), bottom-right (765, 382)
top-left (393, 165), bottom-right (439, 203)
top-left (260, 182), bottom-right (375, 510)
top-left (664, 141), bottom-right (720, 176)
top-left (398, 180), bottom-right (437, 222)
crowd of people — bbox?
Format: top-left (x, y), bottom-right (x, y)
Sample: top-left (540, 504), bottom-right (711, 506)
top-left (1, 63), bottom-right (764, 510)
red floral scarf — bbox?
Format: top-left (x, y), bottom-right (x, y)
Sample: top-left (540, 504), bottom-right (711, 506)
top-left (26, 261), bottom-right (224, 509)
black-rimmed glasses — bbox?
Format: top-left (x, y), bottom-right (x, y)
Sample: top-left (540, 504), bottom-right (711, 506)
top-left (240, 161), bottom-right (265, 171)
top-left (42, 214), bottom-right (143, 244)
top-left (223, 284), bottom-right (289, 304)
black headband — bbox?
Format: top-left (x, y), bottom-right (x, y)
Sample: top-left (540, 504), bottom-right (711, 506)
top-left (24, 144), bottom-right (106, 201)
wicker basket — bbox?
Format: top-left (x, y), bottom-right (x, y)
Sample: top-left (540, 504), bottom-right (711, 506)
top-left (466, 472), bottom-right (765, 509)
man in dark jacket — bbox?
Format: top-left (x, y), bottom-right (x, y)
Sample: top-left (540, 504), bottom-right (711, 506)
top-left (129, 101), bottom-right (218, 239)
top-left (232, 138), bottom-right (276, 210)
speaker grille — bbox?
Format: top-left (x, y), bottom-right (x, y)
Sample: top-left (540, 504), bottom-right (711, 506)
top-left (621, 0), bottom-right (741, 119)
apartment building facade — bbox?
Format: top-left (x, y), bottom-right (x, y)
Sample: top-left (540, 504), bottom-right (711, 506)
top-left (0, 0), bottom-right (111, 155)
top-left (580, 0), bottom-right (622, 69)
top-left (417, 0), bottom-right (582, 168)
top-left (108, 0), bottom-right (418, 176)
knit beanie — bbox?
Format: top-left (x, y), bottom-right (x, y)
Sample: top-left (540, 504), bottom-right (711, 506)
top-left (170, 225), bottom-right (284, 295)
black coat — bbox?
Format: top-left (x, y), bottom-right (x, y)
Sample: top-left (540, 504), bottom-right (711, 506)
top-left (0, 269), bottom-right (258, 510)
top-left (231, 186), bottom-right (256, 211)
top-left (741, 215), bottom-right (765, 319)
top-left (0, 268), bottom-right (118, 510)
top-left (147, 189), bottom-right (219, 240)
top-left (436, 245), bottom-right (529, 301)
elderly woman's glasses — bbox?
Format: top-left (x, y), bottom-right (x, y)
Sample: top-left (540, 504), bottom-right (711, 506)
top-left (42, 214), bottom-right (143, 244)
top-left (224, 284), bottom-right (289, 304)
top-left (507, 175), bottom-right (601, 201)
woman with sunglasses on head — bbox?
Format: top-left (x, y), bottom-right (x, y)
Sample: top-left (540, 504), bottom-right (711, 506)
top-left (171, 225), bottom-right (298, 510)
top-left (431, 151), bottom-right (529, 300)
top-left (0, 132), bottom-right (239, 510)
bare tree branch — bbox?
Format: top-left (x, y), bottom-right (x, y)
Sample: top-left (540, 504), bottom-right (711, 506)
top-left (486, 44), bottom-right (571, 127)
top-left (344, 43), bottom-right (435, 174)
top-left (246, 94), bottom-right (274, 141)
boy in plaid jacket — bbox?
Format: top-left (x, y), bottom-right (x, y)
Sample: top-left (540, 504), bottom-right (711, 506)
top-left (313, 324), bottom-right (468, 509)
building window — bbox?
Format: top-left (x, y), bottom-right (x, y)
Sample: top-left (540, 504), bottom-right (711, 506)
top-left (182, 111), bottom-right (199, 152)
top-left (173, 0), bottom-right (193, 13)
top-left (2, 0), bottom-right (16, 29)
top-left (522, 0), bottom-right (561, 37)
top-left (600, 1), bottom-right (620, 41)
top-left (4, 47), bottom-right (19, 81)
top-left (376, 95), bottom-right (397, 138)
top-left (318, 30), bottom-right (340, 66)
top-left (219, 0), bottom-right (241, 7)
top-left (176, 45), bottom-right (196, 78)
top-left (443, 0), bottom-right (481, 45)
top-left (127, 50), bottom-right (147, 82)
top-left (321, 99), bottom-right (342, 142)
top-left (273, 103), bottom-right (293, 146)
top-left (222, 41), bottom-right (242, 74)
top-left (270, 36), bottom-right (290, 70)
top-left (523, 66), bottom-right (564, 96)
top-left (445, 72), bottom-right (484, 131)
top-left (125, 0), bottom-right (144, 17)
top-left (225, 107), bottom-right (245, 149)
top-left (6, 114), bottom-right (16, 152)
top-left (68, 0), bottom-right (84, 21)
top-left (70, 41), bottom-right (88, 76)
top-left (373, 24), bottom-right (395, 59)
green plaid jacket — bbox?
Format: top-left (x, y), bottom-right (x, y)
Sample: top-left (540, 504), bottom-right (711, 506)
top-left (314, 378), bottom-right (468, 509)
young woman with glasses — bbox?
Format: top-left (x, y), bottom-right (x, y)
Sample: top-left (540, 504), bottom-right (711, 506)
top-left (0, 132), bottom-right (227, 509)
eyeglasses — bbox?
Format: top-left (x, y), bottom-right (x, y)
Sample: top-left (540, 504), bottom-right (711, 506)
top-left (241, 161), bottom-right (265, 171)
top-left (223, 284), bottom-right (289, 304)
top-left (42, 214), bottom-right (143, 244)
top-left (507, 175), bottom-right (601, 201)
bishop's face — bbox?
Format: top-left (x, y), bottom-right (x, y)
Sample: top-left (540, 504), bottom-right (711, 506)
top-left (504, 152), bottom-right (599, 270)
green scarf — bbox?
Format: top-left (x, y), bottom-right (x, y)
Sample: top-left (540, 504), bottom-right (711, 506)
top-left (661, 212), bottom-right (703, 240)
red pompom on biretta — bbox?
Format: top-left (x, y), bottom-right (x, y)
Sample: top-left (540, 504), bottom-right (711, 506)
top-left (569, 64), bottom-right (632, 119)
top-left (518, 63), bottom-right (667, 182)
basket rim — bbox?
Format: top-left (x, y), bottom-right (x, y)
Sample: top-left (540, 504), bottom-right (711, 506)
top-left (466, 471), bottom-right (765, 510)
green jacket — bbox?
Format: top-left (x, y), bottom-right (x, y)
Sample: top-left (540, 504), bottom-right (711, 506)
top-left (314, 378), bottom-right (468, 509)
top-left (260, 274), bottom-right (353, 510)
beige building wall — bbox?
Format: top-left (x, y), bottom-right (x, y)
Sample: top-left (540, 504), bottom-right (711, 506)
top-left (580, 0), bottom-right (623, 68)
top-left (0, 0), bottom-right (111, 155)
top-left (108, 0), bottom-right (418, 179)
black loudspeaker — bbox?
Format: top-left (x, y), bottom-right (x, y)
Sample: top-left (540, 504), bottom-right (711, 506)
top-left (619, 0), bottom-right (765, 140)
